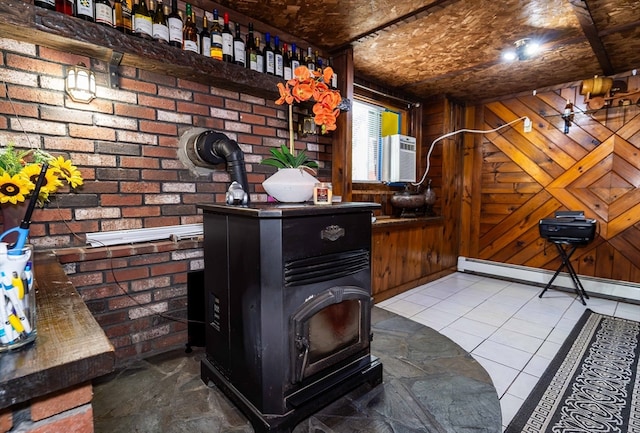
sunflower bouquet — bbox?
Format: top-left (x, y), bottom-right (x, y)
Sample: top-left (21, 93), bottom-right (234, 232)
top-left (0, 144), bottom-right (83, 207)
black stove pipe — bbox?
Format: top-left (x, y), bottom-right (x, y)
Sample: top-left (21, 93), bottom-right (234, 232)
top-left (193, 130), bottom-right (250, 203)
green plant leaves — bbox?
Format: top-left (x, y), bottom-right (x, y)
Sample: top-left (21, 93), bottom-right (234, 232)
top-left (261, 144), bottom-right (319, 169)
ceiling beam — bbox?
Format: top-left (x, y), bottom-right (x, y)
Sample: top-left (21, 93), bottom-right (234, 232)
top-left (568, 0), bottom-right (614, 76)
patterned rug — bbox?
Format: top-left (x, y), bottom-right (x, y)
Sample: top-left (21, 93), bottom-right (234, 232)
top-left (505, 309), bottom-right (640, 433)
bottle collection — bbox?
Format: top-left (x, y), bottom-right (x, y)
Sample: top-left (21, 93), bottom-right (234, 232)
top-left (35, 0), bottom-right (338, 85)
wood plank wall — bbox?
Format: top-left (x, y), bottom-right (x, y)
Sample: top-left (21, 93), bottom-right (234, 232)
top-left (462, 71), bottom-right (640, 284)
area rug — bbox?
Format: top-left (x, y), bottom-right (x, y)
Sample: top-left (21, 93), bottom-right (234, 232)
top-left (505, 309), bottom-right (640, 433)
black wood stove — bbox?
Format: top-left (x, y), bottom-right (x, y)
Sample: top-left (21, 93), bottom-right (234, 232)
top-left (198, 202), bottom-right (383, 433)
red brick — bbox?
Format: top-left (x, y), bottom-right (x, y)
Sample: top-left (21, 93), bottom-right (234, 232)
top-left (65, 97), bottom-right (114, 114)
top-left (176, 79), bottom-right (210, 93)
top-left (30, 405), bottom-right (94, 433)
top-left (77, 258), bottom-right (128, 272)
top-left (129, 253), bottom-right (171, 266)
top-left (114, 102), bottom-right (156, 120)
top-left (105, 266), bottom-right (150, 283)
top-left (119, 77), bottom-right (157, 94)
top-left (80, 284), bottom-right (126, 301)
top-left (69, 272), bottom-right (105, 287)
top-left (120, 155), bottom-right (160, 168)
top-left (226, 99), bottom-right (253, 112)
top-left (138, 69), bottom-right (176, 87)
top-left (0, 100), bottom-right (39, 117)
top-left (239, 112), bottom-right (266, 125)
top-left (254, 104), bottom-right (278, 117)
top-left (120, 181), bottom-right (161, 193)
top-left (31, 383), bottom-right (93, 421)
top-left (108, 293), bottom-right (152, 310)
top-left (158, 86), bottom-right (192, 101)
top-left (100, 194), bottom-right (144, 206)
top-left (68, 124), bottom-right (116, 141)
top-left (139, 120), bottom-right (177, 136)
top-left (6, 53), bottom-right (64, 77)
top-left (193, 93), bottom-right (223, 106)
top-left (49, 221), bottom-right (99, 235)
top-left (144, 216), bottom-right (181, 227)
top-left (43, 137), bottom-right (96, 153)
top-left (252, 125), bottom-right (278, 136)
top-left (38, 46), bottom-right (91, 67)
top-left (193, 116), bottom-right (223, 129)
top-left (122, 205), bottom-right (161, 218)
top-left (141, 144), bottom-right (177, 158)
top-left (0, 409), bottom-right (12, 433)
top-left (150, 261), bottom-right (188, 276)
top-left (8, 86), bottom-right (64, 106)
top-left (138, 94), bottom-right (176, 110)
top-left (177, 100), bottom-right (209, 115)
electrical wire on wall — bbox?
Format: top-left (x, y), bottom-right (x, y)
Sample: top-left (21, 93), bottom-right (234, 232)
top-left (413, 115), bottom-right (531, 188)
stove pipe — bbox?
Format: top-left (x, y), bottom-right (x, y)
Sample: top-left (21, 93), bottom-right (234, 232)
top-left (188, 130), bottom-right (250, 203)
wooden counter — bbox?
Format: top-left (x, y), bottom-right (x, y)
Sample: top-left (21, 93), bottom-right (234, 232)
top-left (0, 251), bottom-right (115, 410)
top-left (372, 215), bottom-right (455, 301)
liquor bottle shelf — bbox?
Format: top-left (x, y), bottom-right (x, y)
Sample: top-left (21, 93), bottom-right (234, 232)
top-left (0, 0), bottom-right (283, 100)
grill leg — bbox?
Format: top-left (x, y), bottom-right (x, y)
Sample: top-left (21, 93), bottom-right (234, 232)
top-left (539, 243), bottom-right (588, 305)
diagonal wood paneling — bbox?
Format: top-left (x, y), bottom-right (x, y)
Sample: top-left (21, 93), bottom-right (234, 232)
top-left (470, 70), bottom-right (640, 284)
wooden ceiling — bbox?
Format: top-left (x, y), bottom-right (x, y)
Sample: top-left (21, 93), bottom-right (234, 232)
top-left (213, 0), bottom-right (640, 102)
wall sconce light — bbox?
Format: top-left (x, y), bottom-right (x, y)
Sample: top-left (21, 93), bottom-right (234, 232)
top-left (65, 63), bottom-right (96, 103)
top-left (502, 38), bottom-right (541, 62)
top-left (299, 117), bottom-right (317, 136)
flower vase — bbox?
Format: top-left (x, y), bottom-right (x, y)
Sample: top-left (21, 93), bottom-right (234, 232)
top-left (262, 168), bottom-right (318, 203)
top-left (1, 202), bottom-right (28, 245)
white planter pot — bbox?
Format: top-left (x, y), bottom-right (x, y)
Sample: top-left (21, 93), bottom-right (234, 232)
top-left (262, 168), bottom-right (318, 203)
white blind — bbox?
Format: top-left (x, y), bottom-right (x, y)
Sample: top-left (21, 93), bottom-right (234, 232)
top-left (352, 100), bottom-right (383, 181)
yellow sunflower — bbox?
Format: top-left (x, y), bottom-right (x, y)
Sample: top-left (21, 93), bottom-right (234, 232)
top-left (21, 163), bottom-right (64, 202)
top-left (49, 156), bottom-right (84, 189)
top-left (0, 172), bottom-right (33, 205)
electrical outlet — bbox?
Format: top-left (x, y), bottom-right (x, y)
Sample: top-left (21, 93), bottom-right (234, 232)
top-left (524, 117), bottom-right (532, 133)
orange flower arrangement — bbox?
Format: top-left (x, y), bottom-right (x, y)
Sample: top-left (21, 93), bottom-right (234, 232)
top-left (276, 66), bottom-right (342, 135)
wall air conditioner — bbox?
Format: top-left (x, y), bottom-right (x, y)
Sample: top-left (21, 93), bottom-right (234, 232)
top-left (380, 134), bottom-right (417, 182)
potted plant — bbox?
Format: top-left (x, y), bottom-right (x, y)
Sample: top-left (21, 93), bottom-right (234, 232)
top-left (261, 66), bottom-right (342, 203)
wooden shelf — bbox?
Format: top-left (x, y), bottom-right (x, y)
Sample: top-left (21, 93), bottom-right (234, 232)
top-left (0, 1), bottom-right (283, 100)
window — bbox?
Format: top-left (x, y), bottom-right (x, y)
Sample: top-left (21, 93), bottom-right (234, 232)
top-left (351, 98), bottom-right (408, 182)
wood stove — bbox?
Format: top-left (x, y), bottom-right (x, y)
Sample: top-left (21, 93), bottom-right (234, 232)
top-left (198, 202), bottom-right (382, 433)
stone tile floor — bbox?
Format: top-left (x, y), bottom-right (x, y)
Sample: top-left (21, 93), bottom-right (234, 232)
top-left (93, 307), bottom-right (501, 433)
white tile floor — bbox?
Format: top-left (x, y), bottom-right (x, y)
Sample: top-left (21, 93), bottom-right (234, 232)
top-left (375, 272), bottom-right (640, 432)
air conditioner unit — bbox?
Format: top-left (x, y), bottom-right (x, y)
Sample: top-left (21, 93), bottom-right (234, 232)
top-left (380, 134), bottom-right (417, 182)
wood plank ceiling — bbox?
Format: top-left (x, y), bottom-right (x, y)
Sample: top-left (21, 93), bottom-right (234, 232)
top-left (212, 0), bottom-right (640, 102)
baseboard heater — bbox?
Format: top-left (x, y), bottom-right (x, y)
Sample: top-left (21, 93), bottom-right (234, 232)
top-left (457, 257), bottom-right (640, 303)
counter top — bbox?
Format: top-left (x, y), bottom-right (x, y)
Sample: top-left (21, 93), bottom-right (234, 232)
top-left (373, 215), bottom-right (443, 228)
top-left (198, 202), bottom-right (381, 218)
top-left (0, 251), bottom-right (115, 409)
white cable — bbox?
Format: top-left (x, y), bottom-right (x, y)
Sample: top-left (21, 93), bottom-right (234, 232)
top-left (413, 116), bottom-right (529, 187)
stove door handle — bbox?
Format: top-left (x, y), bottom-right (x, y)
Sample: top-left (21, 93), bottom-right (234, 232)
top-left (294, 336), bottom-right (310, 383)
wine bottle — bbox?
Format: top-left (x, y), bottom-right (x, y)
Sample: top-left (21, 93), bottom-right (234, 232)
top-left (209, 9), bottom-right (223, 61)
top-left (316, 53), bottom-right (323, 73)
top-left (221, 13), bottom-right (233, 62)
top-left (114, 0), bottom-right (133, 34)
top-left (35, 0), bottom-right (56, 10)
top-left (255, 36), bottom-right (264, 73)
top-left (56, 0), bottom-right (74, 15)
top-left (75, 0), bottom-right (95, 21)
top-left (328, 57), bottom-right (338, 89)
top-left (290, 42), bottom-right (299, 71)
top-left (246, 23), bottom-right (257, 71)
top-left (562, 99), bottom-right (574, 134)
top-left (283, 43), bottom-right (292, 80)
top-left (264, 32), bottom-right (274, 75)
top-left (167, 0), bottom-right (183, 48)
top-left (152, 0), bottom-right (169, 44)
top-left (200, 14), bottom-right (211, 57)
top-left (306, 47), bottom-right (315, 71)
top-left (95, 0), bottom-right (113, 27)
top-left (134, 0), bottom-right (153, 40)
top-left (233, 22), bottom-right (245, 67)
top-left (274, 35), bottom-right (283, 78)
top-left (182, 4), bottom-right (198, 53)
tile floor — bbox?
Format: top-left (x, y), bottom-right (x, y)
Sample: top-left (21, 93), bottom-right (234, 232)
top-left (375, 271), bottom-right (640, 432)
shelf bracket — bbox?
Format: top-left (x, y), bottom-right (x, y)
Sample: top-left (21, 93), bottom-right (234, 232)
top-left (109, 51), bottom-right (124, 89)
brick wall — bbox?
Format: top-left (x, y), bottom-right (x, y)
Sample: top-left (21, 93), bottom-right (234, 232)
top-left (0, 36), bottom-right (332, 363)
top-left (0, 382), bottom-right (94, 433)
